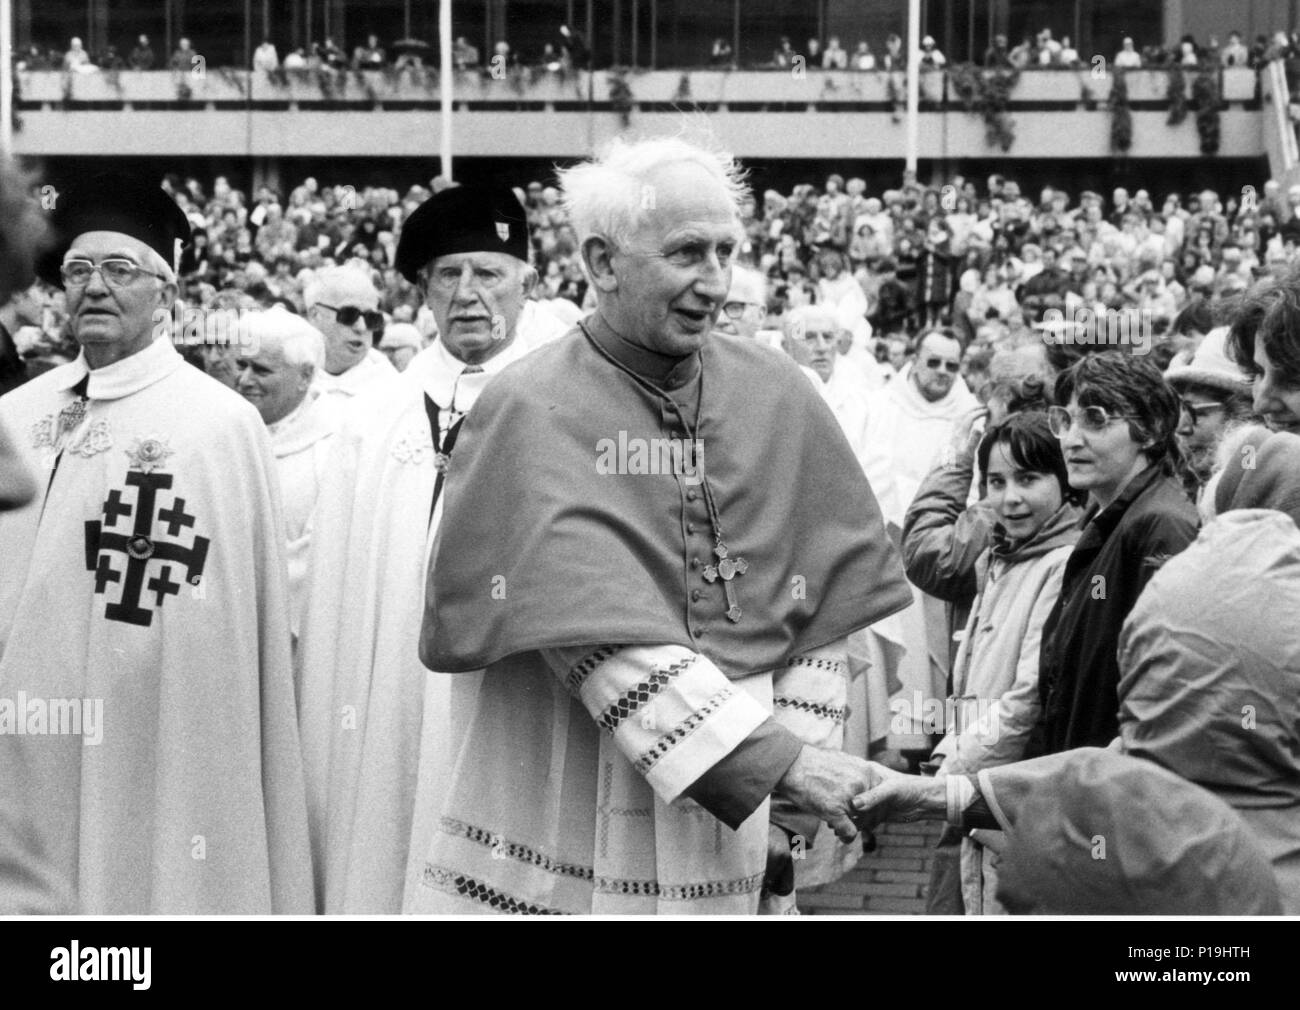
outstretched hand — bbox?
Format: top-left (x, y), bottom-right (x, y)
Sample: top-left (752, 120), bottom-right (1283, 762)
top-left (777, 746), bottom-right (887, 843)
top-left (849, 762), bottom-right (947, 834)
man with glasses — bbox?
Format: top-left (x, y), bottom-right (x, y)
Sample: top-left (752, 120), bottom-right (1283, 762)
top-left (715, 265), bottom-right (771, 345)
top-left (1164, 327), bottom-right (1256, 507)
top-left (0, 172), bottom-right (312, 913)
top-left (296, 185), bottom-right (568, 913)
top-left (303, 263), bottom-right (394, 403)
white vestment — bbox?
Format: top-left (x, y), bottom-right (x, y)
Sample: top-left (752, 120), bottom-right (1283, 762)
top-left (297, 308), bottom-right (567, 914)
top-left (266, 390), bottom-right (337, 639)
top-left (862, 371), bottom-right (979, 746)
top-left (312, 346), bottom-right (396, 404)
top-left (0, 338), bottom-right (313, 913)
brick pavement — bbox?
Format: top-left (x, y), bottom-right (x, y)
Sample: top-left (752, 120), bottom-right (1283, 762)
top-left (799, 821), bottom-right (945, 915)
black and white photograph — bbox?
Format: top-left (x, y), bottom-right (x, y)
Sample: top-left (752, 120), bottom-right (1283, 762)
top-left (0, 0), bottom-right (1293, 981)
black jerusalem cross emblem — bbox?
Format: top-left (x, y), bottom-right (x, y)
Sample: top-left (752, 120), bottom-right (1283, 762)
top-left (702, 543), bottom-right (748, 623)
top-left (83, 470), bottom-right (210, 627)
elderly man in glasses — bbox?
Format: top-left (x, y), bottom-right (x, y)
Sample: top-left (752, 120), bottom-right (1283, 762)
top-left (303, 263), bottom-right (394, 403)
top-left (0, 172), bottom-right (312, 914)
top-left (859, 328), bottom-right (979, 752)
top-left (715, 265), bottom-right (770, 344)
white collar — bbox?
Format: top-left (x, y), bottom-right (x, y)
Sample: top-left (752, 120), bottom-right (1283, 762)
top-left (55, 337), bottom-right (184, 401)
top-left (415, 335), bottom-right (532, 411)
top-left (314, 347), bottom-right (393, 396)
top-left (268, 389), bottom-right (335, 456)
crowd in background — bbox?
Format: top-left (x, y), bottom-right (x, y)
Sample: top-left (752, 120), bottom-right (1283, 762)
top-left (3, 163), bottom-right (1292, 389)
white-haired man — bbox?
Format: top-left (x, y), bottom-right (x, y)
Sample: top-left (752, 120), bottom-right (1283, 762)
top-left (296, 185), bottom-right (567, 914)
top-left (412, 137), bottom-right (911, 914)
top-left (235, 308), bottom-right (334, 634)
top-left (0, 172), bottom-right (311, 913)
top-left (716, 265), bottom-right (776, 346)
top-left (303, 263), bottom-right (394, 402)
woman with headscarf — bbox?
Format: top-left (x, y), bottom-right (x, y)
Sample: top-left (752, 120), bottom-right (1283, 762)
top-left (854, 509), bottom-right (1300, 913)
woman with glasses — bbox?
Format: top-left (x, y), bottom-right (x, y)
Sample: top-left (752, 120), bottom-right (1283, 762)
top-left (1031, 351), bottom-right (1198, 757)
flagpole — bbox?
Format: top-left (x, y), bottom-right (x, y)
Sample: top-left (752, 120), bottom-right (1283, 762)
top-left (440, 0), bottom-right (453, 182)
top-left (905, 0), bottom-right (920, 175)
top-left (1, 0), bottom-right (13, 158)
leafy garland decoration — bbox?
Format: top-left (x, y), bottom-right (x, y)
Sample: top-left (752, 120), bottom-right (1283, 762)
top-left (608, 68), bottom-right (634, 127)
top-left (1109, 68), bottom-right (1132, 153)
top-left (948, 63), bottom-right (1019, 151)
top-left (1166, 64), bottom-right (1189, 124)
top-left (1192, 67), bottom-right (1221, 155)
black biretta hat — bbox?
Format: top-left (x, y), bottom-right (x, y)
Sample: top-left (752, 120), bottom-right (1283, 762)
top-left (395, 184), bottom-right (529, 283)
top-left (37, 172), bottom-right (191, 288)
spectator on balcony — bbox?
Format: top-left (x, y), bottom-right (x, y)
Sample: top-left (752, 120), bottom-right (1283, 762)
top-left (169, 37), bottom-right (198, 73)
top-left (852, 41), bottom-right (876, 70)
top-left (283, 47), bottom-right (308, 71)
top-left (97, 46), bottom-right (125, 72)
top-left (919, 35), bottom-right (946, 69)
top-left (1007, 35), bottom-right (1035, 69)
top-left (128, 34), bottom-right (155, 71)
top-left (452, 36), bottom-right (480, 70)
top-left (253, 39), bottom-right (279, 72)
top-left (62, 37), bottom-right (92, 73)
top-left (823, 36), bottom-right (847, 70)
top-left (772, 37), bottom-right (794, 69)
top-left (1057, 36), bottom-right (1080, 67)
top-left (537, 43), bottom-right (563, 72)
top-left (1035, 29), bottom-right (1062, 66)
top-left (558, 24), bottom-right (589, 70)
top-left (806, 38), bottom-right (822, 66)
top-left (317, 38), bottom-right (347, 70)
top-left (984, 33), bottom-right (1012, 68)
top-left (1177, 35), bottom-right (1201, 68)
top-left (353, 35), bottom-right (385, 71)
top-left (709, 37), bottom-right (733, 68)
top-left (883, 33), bottom-right (904, 70)
top-left (1114, 38), bottom-right (1142, 69)
top-left (1221, 30), bottom-right (1249, 68)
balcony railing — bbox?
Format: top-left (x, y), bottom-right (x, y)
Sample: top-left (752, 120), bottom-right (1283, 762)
top-left (17, 66), bottom-right (1260, 110)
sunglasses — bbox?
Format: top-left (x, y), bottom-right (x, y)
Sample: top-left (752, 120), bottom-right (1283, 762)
top-left (924, 357), bottom-right (961, 374)
top-left (316, 303), bottom-right (385, 332)
top-left (1047, 405), bottom-right (1137, 437)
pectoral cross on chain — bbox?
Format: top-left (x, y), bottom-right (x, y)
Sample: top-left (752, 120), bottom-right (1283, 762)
top-left (702, 542), bottom-right (748, 623)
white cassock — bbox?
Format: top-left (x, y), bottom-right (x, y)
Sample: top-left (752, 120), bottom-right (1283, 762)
top-left (311, 346), bottom-right (396, 406)
top-left (861, 368), bottom-right (978, 748)
top-left (296, 302), bottom-right (568, 913)
top-left (0, 338), bottom-right (313, 913)
top-left (266, 390), bottom-right (336, 640)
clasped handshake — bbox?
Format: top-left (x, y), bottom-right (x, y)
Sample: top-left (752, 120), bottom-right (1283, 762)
top-left (778, 746), bottom-right (945, 841)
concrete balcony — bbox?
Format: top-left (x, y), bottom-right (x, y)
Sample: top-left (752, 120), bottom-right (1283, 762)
top-left (12, 66), bottom-right (1264, 160)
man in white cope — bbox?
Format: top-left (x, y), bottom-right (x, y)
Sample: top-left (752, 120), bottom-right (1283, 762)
top-left (303, 263), bottom-right (395, 403)
top-left (862, 328), bottom-right (979, 751)
top-left (0, 172), bottom-right (312, 913)
top-left (234, 308), bottom-right (335, 637)
top-left (413, 136), bottom-right (912, 915)
top-left (778, 304), bottom-right (908, 890)
top-left (296, 184), bottom-right (567, 914)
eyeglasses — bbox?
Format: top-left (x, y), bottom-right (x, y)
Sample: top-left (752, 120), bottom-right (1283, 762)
top-left (924, 357), bottom-right (961, 374)
top-left (721, 301), bottom-right (760, 319)
top-left (60, 258), bottom-right (167, 288)
top-left (1047, 404), bottom-right (1136, 437)
top-left (1179, 399), bottom-right (1225, 422)
top-left (316, 303), bottom-right (385, 332)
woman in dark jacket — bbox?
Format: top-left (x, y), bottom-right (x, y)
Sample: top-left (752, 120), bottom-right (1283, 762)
top-left (1029, 351), bottom-right (1198, 756)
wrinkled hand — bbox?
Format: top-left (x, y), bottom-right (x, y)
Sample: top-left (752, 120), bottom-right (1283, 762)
top-left (777, 746), bottom-right (878, 843)
top-left (849, 762), bottom-right (947, 834)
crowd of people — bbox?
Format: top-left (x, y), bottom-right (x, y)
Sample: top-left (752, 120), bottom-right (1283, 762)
top-left (20, 23), bottom-right (1298, 76)
top-left (1, 128), bottom-right (1299, 917)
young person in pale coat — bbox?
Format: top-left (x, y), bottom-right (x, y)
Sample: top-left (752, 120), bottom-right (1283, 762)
top-left (927, 412), bottom-right (1083, 913)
